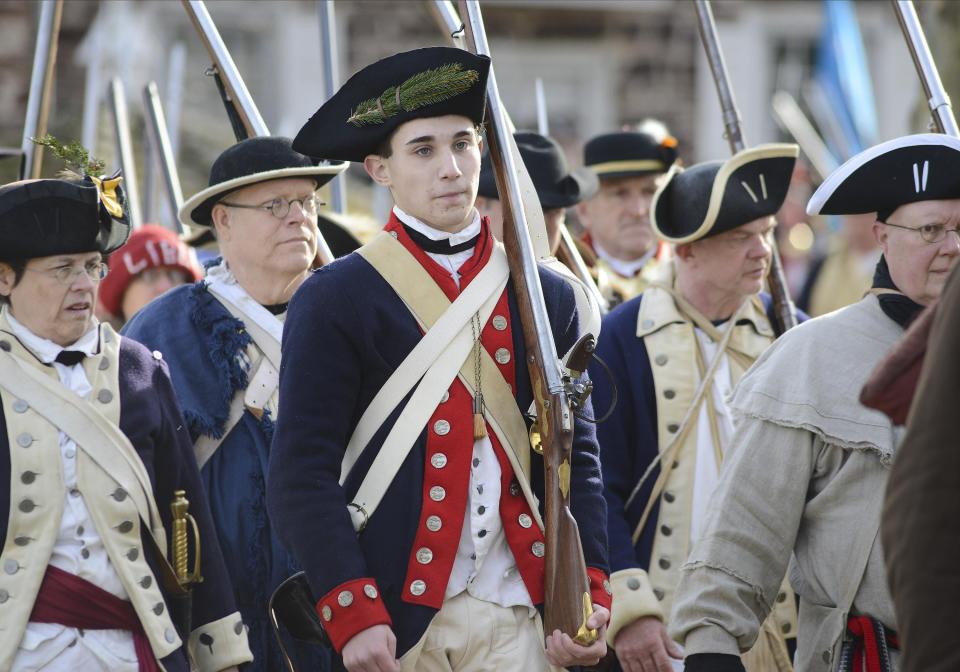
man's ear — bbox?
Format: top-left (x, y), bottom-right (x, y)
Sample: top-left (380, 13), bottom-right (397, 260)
top-left (674, 241), bottom-right (695, 261)
top-left (364, 154), bottom-right (391, 187)
top-left (211, 203), bottom-right (231, 243)
top-left (0, 263), bottom-right (15, 299)
top-left (575, 201), bottom-right (592, 230)
top-left (873, 221), bottom-right (889, 254)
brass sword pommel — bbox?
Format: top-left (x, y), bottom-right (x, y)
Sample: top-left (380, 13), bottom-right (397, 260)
top-left (171, 489), bottom-right (203, 587)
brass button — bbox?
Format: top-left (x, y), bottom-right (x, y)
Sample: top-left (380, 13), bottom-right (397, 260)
top-left (117, 521), bottom-right (134, 534)
top-left (627, 577), bottom-right (641, 591)
top-left (140, 576), bottom-right (153, 589)
top-left (781, 622), bottom-right (791, 634)
top-left (416, 548), bottom-right (434, 564)
top-left (429, 486), bottom-right (446, 502)
top-left (654, 354), bottom-right (668, 366)
top-left (0, 589), bottom-right (9, 603)
top-left (433, 420), bottom-right (451, 436)
top-left (654, 588), bottom-right (665, 600)
top-left (667, 423), bottom-right (679, 433)
top-left (16, 433), bottom-right (33, 448)
top-left (321, 605), bottom-right (333, 621)
top-left (518, 514), bottom-right (533, 529)
top-left (426, 515), bottom-right (442, 532)
top-left (777, 591), bottom-right (787, 603)
top-left (492, 315), bottom-right (508, 331)
top-left (153, 602), bottom-right (165, 615)
top-left (664, 491), bottom-right (675, 503)
top-left (4, 559), bottom-right (19, 574)
top-left (663, 389), bottom-right (675, 400)
top-left (12, 399), bottom-right (28, 413)
top-left (18, 499), bottom-right (35, 513)
top-left (509, 482), bottom-right (521, 496)
top-left (494, 348), bottom-right (511, 365)
top-left (364, 584), bottom-right (378, 599)
top-left (127, 548), bottom-right (139, 561)
top-left (531, 541), bottom-right (545, 557)
top-left (98, 358), bottom-right (109, 371)
top-left (660, 525), bottom-right (672, 536)
top-left (112, 488), bottom-right (128, 502)
top-left (658, 558), bottom-right (671, 570)
top-left (97, 389), bottom-right (113, 404)
top-left (337, 590), bottom-right (354, 607)
top-left (20, 471), bottom-right (36, 485)
top-left (430, 453), bottom-right (448, 469)
top-left (410, 580), bottom-right (427, 596)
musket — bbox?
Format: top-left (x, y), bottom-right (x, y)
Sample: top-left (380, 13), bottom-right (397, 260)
top-left (318, 1), bottom-right (347, 214)
top-left (891, 0), bottom-right (960, 137)
top-left (458, 0), bottom-right (599, 646)
top-left (771, 90), bottom-right (839, 182)
top-left (20, 0), bottom-right (64, 180)
top-left (533, 78), bottom-right (610, 315)
top-left (694, 0), bottom-right (797, 335)
top-left (181, 0), bottom-right (335, 264)
top-left (143, 82), bottom-right (185, 234)
top-left (108, 78), bottom-right (143, 230)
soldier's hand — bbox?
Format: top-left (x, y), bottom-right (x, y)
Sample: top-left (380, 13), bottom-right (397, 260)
top-left (613, 615), bottom-right (684, 672)
top-left (544, 604), bottom-right (610, 667)
top-left (341, 624), bottom-right (401, 672)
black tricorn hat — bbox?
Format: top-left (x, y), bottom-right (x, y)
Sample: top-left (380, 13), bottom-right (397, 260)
top-left (477, 132), bottom-right (597, 209)
top-left (807, 133), bottom-right (960, 220)
top-left (181, 136), bottom-right (347, 227)
top-left (293, 47), bottom-right (491, 163)
top-left (651, 144), bottom-right (798, 244)
top-left (582, 129), bottom-right (679, 180)
top-left (0, 176), bottom-right (130, 262)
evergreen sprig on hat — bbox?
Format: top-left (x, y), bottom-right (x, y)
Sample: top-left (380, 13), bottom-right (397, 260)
top-left (31, 134), bottom-right (106, 179)
top-left (347, 62), bottom-right (480, 127)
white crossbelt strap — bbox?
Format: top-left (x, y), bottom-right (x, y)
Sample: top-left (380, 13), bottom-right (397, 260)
top-left (0, 347), bottom-right (166, 546)
top-left (347, 232), bottom-right (543, 532)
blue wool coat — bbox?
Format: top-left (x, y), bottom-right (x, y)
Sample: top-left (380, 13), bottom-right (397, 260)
top-left (588, 292), bottom-right (797, 579)
top-left (0, 337), bottom-right (241, 671)
top-left (266, 245), bottom-right (610, 670)
top-left (123, 283), bottom-right (328, 672)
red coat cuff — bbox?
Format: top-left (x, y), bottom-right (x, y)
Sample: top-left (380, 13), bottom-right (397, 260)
top-left (588, 566), bottom-right (613, 611)
top-left (316, 578), bottom-right (393, 653)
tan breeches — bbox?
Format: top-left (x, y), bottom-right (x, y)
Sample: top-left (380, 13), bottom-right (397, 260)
top-left (400, 592), bottom-right (550, 671)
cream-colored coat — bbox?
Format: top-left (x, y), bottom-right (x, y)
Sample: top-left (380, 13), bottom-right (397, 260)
top-left (669, 295), bottom-right (902, 671)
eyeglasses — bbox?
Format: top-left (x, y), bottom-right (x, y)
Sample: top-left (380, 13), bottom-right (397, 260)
top-left (879, 220), bottom-right (960, 244)
top-left (219, 194), bottom-right (325, 219)
top-left (25, 261), bottom-right (109, 285)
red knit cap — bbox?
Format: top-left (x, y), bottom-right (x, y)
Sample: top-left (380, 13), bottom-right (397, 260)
top-left (98, 224), bottom-right (202, 316)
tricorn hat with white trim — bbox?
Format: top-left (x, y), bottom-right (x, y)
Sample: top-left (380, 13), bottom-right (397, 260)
top-left (806, 133), bottom-right (960, 220)
top-left (651, 143), bottom-right (798, 244)
top-left (181, 136), bottom-right (347, 227)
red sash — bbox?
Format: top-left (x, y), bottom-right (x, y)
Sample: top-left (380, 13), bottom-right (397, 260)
top-left (29, 564), bottom-right (161, 672)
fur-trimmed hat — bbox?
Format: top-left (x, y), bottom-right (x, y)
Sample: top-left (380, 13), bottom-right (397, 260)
top-left (651, 144), bottom-right (798, 244)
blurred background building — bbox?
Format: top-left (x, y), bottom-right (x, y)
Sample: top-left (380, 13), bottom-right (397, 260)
top-left (2, 0), bottom-right (959, 307)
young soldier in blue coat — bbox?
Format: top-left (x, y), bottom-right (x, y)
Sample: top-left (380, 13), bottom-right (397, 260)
top-left (268, 47), bottom-right (612, 672)
top-left (0, 175), bottom-right (251, 671)
top-left (123, 136), bottom-right (346, 671)
top-left (589, 145), bottom-right (804, 672)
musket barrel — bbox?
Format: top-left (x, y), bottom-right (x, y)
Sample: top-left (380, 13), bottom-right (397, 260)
top-left (182, 0), bottom-right (270, 138)
top-left (429, 0), bottom-right (466, 48)
top-left (319, 1), bottom-right (347, 215)
top-left (143, 82), bottom-right (185, 234)
top-left (109, 78), bottom-right (143, 229)
top-left (20, 0), bottom-right (64, 180)
top-left (891, 0), bottom-right (960, 137)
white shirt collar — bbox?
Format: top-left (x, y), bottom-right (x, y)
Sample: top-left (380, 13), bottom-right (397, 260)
top-left (5, 310), bottom-right (100, 365)
top-left (393, 205), bottom-right (482, 246)
top-left (594, 241), bottom-right (657, 278)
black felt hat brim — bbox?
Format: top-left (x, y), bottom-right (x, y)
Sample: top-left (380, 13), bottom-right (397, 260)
top-left (807, 133), bottom-right (960, 216)
top-left (651, 143), bottom-right (798, 244)
top-left (182, 164), bottom-right (347, 227)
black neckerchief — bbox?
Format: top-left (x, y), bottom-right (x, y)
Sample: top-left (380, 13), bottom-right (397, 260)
top-left (55, 350), bottom-right (86, 366)
top-left (402, 224), bottom-right (479, 255)
top-left (872, 255), bottom-right (924, 328)
top-left (261, 302), bottom-right (288, 316)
